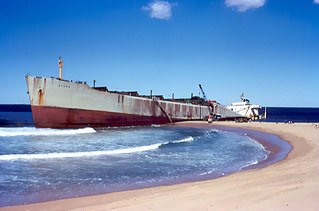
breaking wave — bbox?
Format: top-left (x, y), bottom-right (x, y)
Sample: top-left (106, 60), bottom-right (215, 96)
top-left (0, 127), bottom-right (96, 137)
top-left (0, 136), bottom-right (195, 161)
top-left (0, 144), bottom-right (161, 161)
top-left (170, 136), bottom-right (194, 144)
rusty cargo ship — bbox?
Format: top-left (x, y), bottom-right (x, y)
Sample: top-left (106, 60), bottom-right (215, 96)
top-left (25, 58), bottom-right (242, 128)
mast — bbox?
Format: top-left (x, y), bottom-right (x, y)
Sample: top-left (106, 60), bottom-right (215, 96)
top-left (264, 107), bottom-right (267, 120)
top-left (240, 93), bottom-right (244, 102)
top-left (58, 56), bottom-right (63, 80)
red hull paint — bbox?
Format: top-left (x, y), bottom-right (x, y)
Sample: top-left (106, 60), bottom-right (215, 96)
top-left (31, 106), bottom-right (190, 128)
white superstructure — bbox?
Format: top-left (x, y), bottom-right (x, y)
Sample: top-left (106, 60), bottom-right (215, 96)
top-left (226, 94), bottom-right (261, 120)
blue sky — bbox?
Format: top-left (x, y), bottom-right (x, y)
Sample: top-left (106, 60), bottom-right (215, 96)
top-left (1, 0), bottom-right (319, 107)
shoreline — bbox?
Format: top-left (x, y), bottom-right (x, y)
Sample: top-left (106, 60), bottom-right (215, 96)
top-left (177, 122), bottom-right (292, 171)
top-left (216, 126), bottom-right (291, 169)
top-left (2, 122), bottom-right (319, 210)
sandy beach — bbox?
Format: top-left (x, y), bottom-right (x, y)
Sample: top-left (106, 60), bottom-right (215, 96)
top-left (2, 122), bottom-right (319, 211)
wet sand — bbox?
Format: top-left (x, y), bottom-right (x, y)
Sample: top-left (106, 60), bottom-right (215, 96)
top-left (2, 122), bottom-right (319, 210)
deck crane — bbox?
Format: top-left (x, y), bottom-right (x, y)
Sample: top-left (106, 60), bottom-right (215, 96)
top-left (198, 84), bottom-right (215, 122)
top-left (198, 84), bottom-right (208, 101)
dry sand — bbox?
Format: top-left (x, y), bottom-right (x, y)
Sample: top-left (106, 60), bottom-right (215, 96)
top-left (2, 122), bottom-right (319, 211)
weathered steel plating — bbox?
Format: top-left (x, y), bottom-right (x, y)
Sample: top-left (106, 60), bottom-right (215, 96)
top-left (25, 75), bottom-right (243, 128)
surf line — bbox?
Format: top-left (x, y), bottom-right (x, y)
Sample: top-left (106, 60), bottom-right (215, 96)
top-left (0, 136), bottom-right (195, 161)
top-left (0, 127), bottom-right (96, 137)
top-left (0, 144), bottom-right (161, 161)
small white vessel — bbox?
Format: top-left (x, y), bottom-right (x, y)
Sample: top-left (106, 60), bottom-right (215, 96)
top-left (227, 94), bottom-right (261, 120)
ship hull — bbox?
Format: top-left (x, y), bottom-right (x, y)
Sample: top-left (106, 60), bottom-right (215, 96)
top-left (26, 76), bottom-right (211, 128)
top-left (31, 105), bottom-right (186, 128)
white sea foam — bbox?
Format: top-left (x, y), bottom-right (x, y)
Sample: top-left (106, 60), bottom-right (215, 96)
top-left (0, 136), bottom-right (195, 161)
top-left (0, 127), bottom-right (96, 137)
top-left (240, 159), bottom-right (260, 170)
top-left (171, 136), bottom-right (194, 144)
top-left (199, 170), bottom-right (214, 176)
top-left (151, 124), bottom-right (162, 128)
top-left (0, 143), bottom-right (161, 161)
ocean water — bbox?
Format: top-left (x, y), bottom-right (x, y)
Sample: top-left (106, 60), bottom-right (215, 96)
top-left (260, 107), bottom-right (319, 123)
top-left (0, 125), bottom-right (272, 207)
top-left (0, 105), bottom-right (305, 207)
top-left (0, 104), bottom-right (32, 127)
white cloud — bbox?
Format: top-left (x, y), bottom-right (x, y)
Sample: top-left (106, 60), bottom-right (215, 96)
top-left (143, 1), bottom-right (176, 20)
top-left (225, 0), bottom-right (266, 12)
top-left (314, 0), bottom-right (319, 4)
